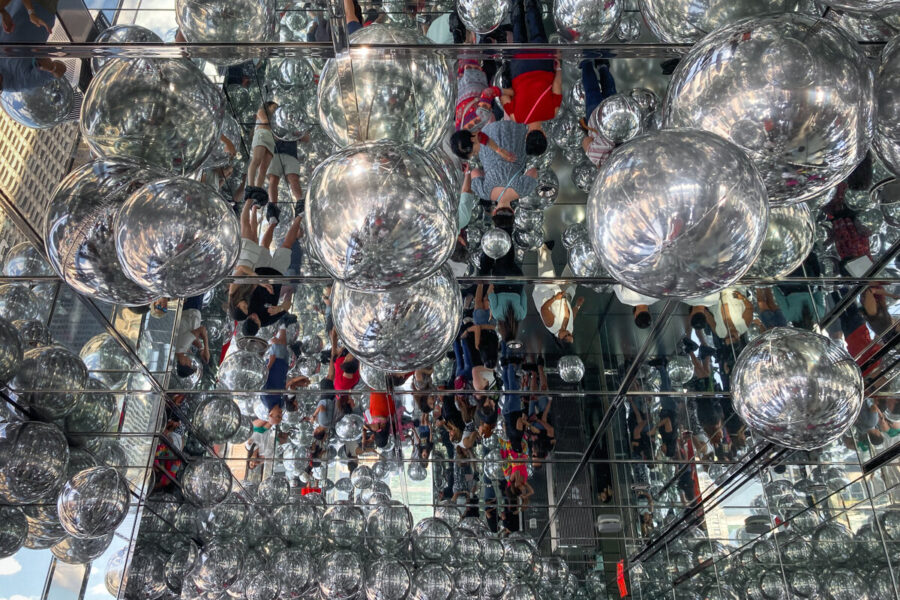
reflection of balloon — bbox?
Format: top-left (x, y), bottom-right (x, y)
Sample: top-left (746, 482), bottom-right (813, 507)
top-left (64, 378), bottom-right (117, 436)
top-left (332, 266), bottom-right (462, 372)
top-left (747, 204), bottom-right (815, 279)
top-left (182, 458), bottom-right (232, 507)
top-left (1, 75), bottom-right (74, 129)
top-left (587, 129), bottom-right (768, 299)
top-left (318, 24), bottom-right (453, 150)
top-left (554, 0), bottom-right (622, 42)
top-left (732, 327), bottom-right (864, 450)
top-left (57, 466), bottom-right (130, 539)
top-left (482, 227), bottom-right (512, 259)
top-left (0, 284), bottom-right (40, 322)
top-left (412, 517), bottom-right (454, 559)
top-left (0, 505), bottom-right (27, 558)
top-left (175, 0), bottom-right (277, 65)
top-left (92, 25), bottom-right (163, 73)
top-left (217, 350), bottom-right (266, 391)
top-left (318, 550), bottom-right (364, 599)
top-left (366, 559), bottom-right (411, 600)
top-left (306, 141), bottom-right (456, 290)
top-left (667, 355), bottom-right (694, 386)
top-left (51, 532), bottom-right (113, 564)
top-left (193, 395), bottom-right (241, 443)
top-left (663, 13), bottom-right (875, 204)
top-left (115, 177), bottom-right (240, 297)
top-left (640, 0), bottom-right (805, 43)
top-left (79, 333), bottom-right (132, 389)
top-left (458, 0), bottom-right (512, 34)
top-left (81, 58), bottom-right (225, 173)
top-left (593, 94), bottom-right (642, 144)
top-left (44, 159), bottom-right (163, 305)
top-left (0, 317), bottom-right (22, 385)
top-left (558, 355), bottom-right (585, 383)
top-left (874, 37), bottom-right (900, 177)
top-left (11, 346), bottom-right (87, 419)
top-left (0, 421), bottom-right (69, 504)
top-left (2, 242), bottom-right (52, 277)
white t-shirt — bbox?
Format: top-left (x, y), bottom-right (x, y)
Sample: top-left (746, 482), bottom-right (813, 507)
top-left (710, 289), bottom-right (751, 339)
top-left (175, 308), bottom-right (202, 353)
top-left (614, 285), bottom-right (659, 307)
top-left (532, 285), bottom-right (572, 336)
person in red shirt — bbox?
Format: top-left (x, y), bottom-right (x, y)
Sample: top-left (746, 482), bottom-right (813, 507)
top-left (333, 350), bottom-right (360, 391)
top-left (833, 290), bottom-right (882, 377)
top-left (499, 0), bottom-right (562, 154)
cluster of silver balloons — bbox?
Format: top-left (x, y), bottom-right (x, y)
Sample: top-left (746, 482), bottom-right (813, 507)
top-left (45, 158), bottom-right (240, 304)
top-left (112, 472), bottom-right (602, 600)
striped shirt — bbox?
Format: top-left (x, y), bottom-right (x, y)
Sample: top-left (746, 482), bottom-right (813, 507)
top-left (470, 121), bottom-right (536, 201)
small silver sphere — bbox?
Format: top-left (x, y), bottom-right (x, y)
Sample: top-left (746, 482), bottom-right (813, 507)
top-left (617, 12), bottom-right (642, 41)
top-left (332, 266), bottom-right (462, 372)
top-left (44, 158), bottom-right (164, 305)
top-left (175, 0), bottom-right (276, 66)
top-left (482, 227), bottom-right (512, 259)
top-left (79, 332), bottom-right (132, 389)
top-left (554, 0), bottom-right (622, 42)
top-left (0, 505), bottom-right (27, 558)
top-left (458, 0), bottom-right (513, 34)
top-left (587, 129), bottom-right (768, 299)
top-left (667, 355), bottom-right (694, 386)
top-left (56, 466), bottom-right (130, 539)
top-left (317, 24), bottom-right (453, 150)
top-left (3, 242), bottom-right (52, 277)
top-left (412, 564), bottom-right (453, 600)
top-left (182, 458), bottom-right (233, 507)
top-left (366, 559), bottom-right (411, 600)
top-left (51, 532), bottom-right (113, 564)
top-left (732, 327), bottom-right (864, 450)
top-left (412, 517), bottom-right (454, 559)
top-left (217, 350), bottom-right (266, 391)
top-left (306, 141), bottom-right (457, 290)
top-left (115, 176), bottom-right (240, 297)
top-left (747, 203), bottom-right (815, 280)
top-left (593, 94), bottom-right (642, 144)
top-left (81, 58), bottom-right (225, 173)
top-left (558, 355), bottom-right (585, 383)
top-left (0, 284), bottom-right (40, 322)
top-left (91, 25), bottom-right (163, 74)
top-left (193, 395), bottom-right (241, 444)
top-left (64, 378), bottom-right (117, 436)
top-left (663, 13), bottom-right (875, 204)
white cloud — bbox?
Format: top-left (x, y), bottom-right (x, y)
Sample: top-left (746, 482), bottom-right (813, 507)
top-left (0, 595), bottom-right (38, 600)
top-left (0, 557), bottom-right (22, 576)
top-left (87, 583), bottom-right (108, 597)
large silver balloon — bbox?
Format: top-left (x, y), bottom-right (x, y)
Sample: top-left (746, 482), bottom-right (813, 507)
top-left (11, 345), bottom-right (87, 420)
top-left (333, 266), bottom-right (462, 372)
top-left (51, 532), bottom-right (113, 564)
top-left (64, 378), bottom-right (117, 436)
top-left (366, 559), bottom-right (411, 600)
top-left (217, 350), bottom-right (266, 391)
top-left (746, 203), bottom-right (815, 279)
top-left (79, 333), bottom-right (132, 389)
top-left (458, 0), bottom-right (512, 34)
top-left (732, 327), bottom-right (864, 450)
top-left (175, 0), bottom-right (276, 65)
top-left (317, 24), bottom-right (453, 150)
top-left (640, 0), bottom-right (805, 43)
top-left (306, 141), bottom-right (456, 290)
top-left (412, 564), bottom-right (453, 600)
top-left (81, 58), bottom-right (225, 173)
top-left (44, 158), bottom-right (164, 305)
top-left (1, 75), bottom-right (74, 129)
top-left (874, 37), bottom-right (900, 177)
top-left (2, 242), bottom-right (52, 277)
top-left (663, 13), bottom-right (875, 204)
top-left (587, 129), bottom-right (768, 299)
top-left (0, 317), bottom-right (22, 385)
top-left (57, 466), bottom-right (130, 539)
top-left (820, 0), bottom-right (900, 10)
top-left (0, 421), bottom-right (69, 504)
top-left (0, 284), bottom-right (40, 322)
top-left (412, 517), bottom-right (454, 559)
top-left (319, 550), bottom-right (364, 599)
top-left (115, 177), bottom-right (240, 297)
top-left (91, 25), bottom-right (163, 74)
top-left (193, 395), bottom-right (241, 443)
top-left (554, 0), bottom-right (622, 42)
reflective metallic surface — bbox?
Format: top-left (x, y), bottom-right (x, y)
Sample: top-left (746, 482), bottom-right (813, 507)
top-left (663, 13), bottom-right (875, 204)
top-left (554, 0), bottom-right (623, 43)
top-left (11, 346), bottom-right (87, 420)
top-left (175, 0), bottom-right (277, 66)
top-left (746, 203), bottom-right (815, 279)
top-left (317, 24), bottom-right (453, 150)
top-left (0, 422), bottom-right (69, 505)
top-left (91, 25), bottom-right (163, 74)
top-left (732, 327), bottom-right (864, 450)
top-left (306, 141), bottom-right (456, 290)
top-left (640, 0), bottom-right (805, 43)
top-left (0, 75), bottom-right (74, 130)
top-left (332, 266), bottom-right (462, 372)
top-left (458, 0), bottom-right (513, 34)
top-left (56, 466), bottom-right (130, 539)
top-left (593, 93), bottom-right (642, 144)
top-left (115, 176), bottom-right (240, 297)
top-left (0, 317), bottom-right (22, 385)
top-left (81, 58), bottom-right (225, 174)
top-left (587, 129), bottom-right (768, 298)
top-left (875, 36), bottom-right (900, 176)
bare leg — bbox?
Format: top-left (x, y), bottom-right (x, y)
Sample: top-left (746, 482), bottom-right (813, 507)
top-left (282, 215), bottom-right (303, 248)
top-left (249, 204), bottom-right (259, 233)
top-left (255, 151), bottom-right (274, 188)
top-left (267, 174), bottom-right (280, 205)
top-left (247, 145), bottom-right (268, 189)
top-left (240, 198), bottom-right (259, 241)
top-left (286, 173), bottom-right (303, 203)
top-left (260, 221), bottom-right (277, 249)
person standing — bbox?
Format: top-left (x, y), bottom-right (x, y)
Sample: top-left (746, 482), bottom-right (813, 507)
top-left (245, 101), bottom-right (277, 204)
top-left (532, 242), bottom-right (583, 344)
top-left (265, 137), bottom-right (305, 220)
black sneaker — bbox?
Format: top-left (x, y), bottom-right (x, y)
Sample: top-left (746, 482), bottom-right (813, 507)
top-left (647, 356), bottom-right (667, 368)
top-left (698, 345), bottom-right (717, 360)
top-left (594, 58), bottom-right (610, 70)
top-left (544, 240), bottom-right (555, 252)
top-left (289, 341), bottom-right (303, 357)
top-left (266, 202), bottom-right (281, 225)
top-left (295, 197), bottom-right (305, 214)
top-left (680, 336), bottom-right (699, 355)
top-left (660, 58), bottom-right (680, 76)
top-left (244, 186), bottom-right (269, 206)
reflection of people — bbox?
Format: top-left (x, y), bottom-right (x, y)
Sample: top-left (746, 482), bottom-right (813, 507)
top-left (580, 58), bottom-right (617, 168)
top-left (245, 101), bottom-right (277, 203)
top-left (173, 295), bottom-right (210, 379)
top-left (0, 0), bottom-right (65, 94)
top-left (266, 138), bottom-right (305, 217)
top-left (532, 242), bottom-right (582, 344)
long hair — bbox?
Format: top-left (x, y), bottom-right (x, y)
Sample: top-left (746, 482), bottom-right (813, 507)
top-left (497, 312), bottom-right (518, 343)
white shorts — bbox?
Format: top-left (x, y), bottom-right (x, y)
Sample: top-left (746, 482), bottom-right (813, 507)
top-left (236, 240), bottom-right (291, 274)
top-left (267, 153), bottom-right (301, 177)
top-left (251, 128), bottom-right (275, 155)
